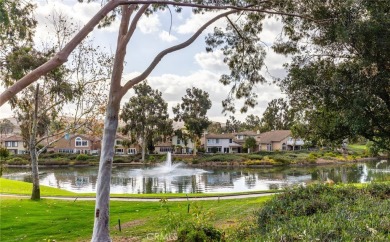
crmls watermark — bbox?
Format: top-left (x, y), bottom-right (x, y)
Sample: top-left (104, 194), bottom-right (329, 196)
top-left (146, 232), bottom-right (178, 241)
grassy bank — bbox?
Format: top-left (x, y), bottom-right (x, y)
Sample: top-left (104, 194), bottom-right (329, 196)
top-left (0, 193), bottom-right (271, 241)
top-left (2, 179), bottom-right (389, 241)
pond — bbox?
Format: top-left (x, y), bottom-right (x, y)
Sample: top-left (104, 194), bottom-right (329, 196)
top-left (3, 159), bottom-right (389, 194)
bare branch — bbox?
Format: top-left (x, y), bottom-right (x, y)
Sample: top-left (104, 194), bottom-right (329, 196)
top-left (119, 9), bottom-right (239, 97)
top-left (0, 0), bottom-right (120, 106)
top-left (124, 4), bottom-right (150, 45)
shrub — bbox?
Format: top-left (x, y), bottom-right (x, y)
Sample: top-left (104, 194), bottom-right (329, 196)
top-left (162, 202), bottom-right (224, 242)
top-left (6, 157), bottom-right (29, 165)
top-left (177, 225), bottom-right (224, 242)
top-left (253, 184), bottom-right (390, 241)
top-left (324, 152), bottom-right (337, 157)
top-left (0, 147), bottom-right (10, 159)
top-left (203, 154), bottom-right (244, 162)
top-left (113, 157), bottom-right (125, 163)
top-left (76, 154), bottom-right (89, 161)
top-left (40, 158), bottom-right (69, 166)
top-left (366, 141), bottom-right (380, 157)
top-left (245, 154), bottom-right (263, 160)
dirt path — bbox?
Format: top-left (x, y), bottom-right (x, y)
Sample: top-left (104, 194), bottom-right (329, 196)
top-left (0, 192), bottom-right (276, 202)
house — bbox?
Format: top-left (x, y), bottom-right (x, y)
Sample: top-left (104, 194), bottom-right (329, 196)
top-left (258, 130), bottom-right (304, 151)
top-left (171, 135), bottom-right (196, 154)
top-left (203, 131), bottom-right (262, 153)
top-left (154, 141), bottom-right (174, 154)
top-left (232, 131), bottom-right (261, 152)
top-left (52, 134), bottom-right (101, 154)
top-left (0, 135), bottom-right (27, 154)
top-left (204, 133), bottom-right (240, 153)
top-left (114, 135), bottom-right (140, 155)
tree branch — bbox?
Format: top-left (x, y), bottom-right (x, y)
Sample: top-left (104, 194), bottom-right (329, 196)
top-left (119, 9), bottom-right (239, 97)
top-left (124, 4), bottom-right (150, 44)
top-left (0, 0), bottom-right (311, 106)
top-left (0, 0), bottom-right (121, 106)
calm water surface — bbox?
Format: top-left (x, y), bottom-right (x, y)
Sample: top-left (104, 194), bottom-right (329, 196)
top-left (3, 160), bottom-right (389, 194)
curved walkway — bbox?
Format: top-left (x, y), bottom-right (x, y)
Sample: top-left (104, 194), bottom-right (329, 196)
top-left (1, 192), bottom-right (276, 202)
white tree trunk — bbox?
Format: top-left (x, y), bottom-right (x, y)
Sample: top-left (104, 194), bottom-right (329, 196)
top-left (30, 142), bottom-right (40, 200)
top-left (31, 84), bottom-right (40, 200)
top-left (193, 137), bottom-right (198, 156)
top-left (141, 134), bottom-right (146, 162)
top-left (91, 101), bottom-right (120, 242)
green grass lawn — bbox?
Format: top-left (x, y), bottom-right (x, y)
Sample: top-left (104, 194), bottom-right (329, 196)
top-left (0, 195), bottom-right (271, 241)
top-left (0, 178), bottom-right (272, 241)
top-left (348, 144), bottom-right (367, 153)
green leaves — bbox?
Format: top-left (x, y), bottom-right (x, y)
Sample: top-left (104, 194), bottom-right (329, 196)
top-left (121, 81), bottom-right (172, 150)
top-left (173, 87), bottom-right (212, 142)
top-left (206, 12), bottom-right (267, 113)
top-left (0, 0), bottom-right (37, 46)
top-left (276, 0), bottom-right (390, 151)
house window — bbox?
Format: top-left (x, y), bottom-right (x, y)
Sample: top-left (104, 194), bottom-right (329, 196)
top-left (267, 143), bottom-right (273, 151)
top-left (237, 135), bottom-right (243, 140)
top-left (282, 143), bottom-right (287, 151)
top-left (59, 149), bottom-right (74, 153)
top-left (177, 139), bottom-right (181, 145)
top-left (216, 139), bottom-right (219, 144)
top-left (207, 147), bottom-right (221, 153)
top-left (128, 148), bottom-right (137, 154)
top-left (75, 137), bottom-right (88, 147)
top-left (116, 140), bottom-right (122, 145)
top-left (160, 147), bottom-right (173, 152)
top-left (5, 141), bottom-right (18, 147)
top-left (115, 148), bottom-right (124, 154)
top-left (229, 139), bottom-right (232, 143)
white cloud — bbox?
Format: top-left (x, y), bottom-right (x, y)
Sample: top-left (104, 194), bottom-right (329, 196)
top-left (1, 2), bottom-right (288, 123)
top-left (138, 14), bottom-right (161, 34)
top-left (120, 69), bottom-right (284, 123)
top-left (194, 50), bottom-right (228, 73)
top-left (159, 31), bottom-right (178, 42)
top-left (259, 17), bottom-right (284, 45)
top-left (175, 11), bottom-right (228, 35)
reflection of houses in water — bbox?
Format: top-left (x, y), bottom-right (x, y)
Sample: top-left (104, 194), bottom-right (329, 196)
top-left (109, 174), bottom-right (206, 194)
top-left (204, 172), bottom-right (234, 187)
top-left (75, 176), bottom-right (89, 186)
top-left (285, 174), bottom-right (312, 183)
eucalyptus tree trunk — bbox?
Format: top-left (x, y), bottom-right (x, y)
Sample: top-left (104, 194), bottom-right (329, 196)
top-left (193, 137), bottom-right (198, 156)
top-left (89, 7), bottom-right (239, 241)
top-left (141, 134), bottom-right (146, 162)
top-left (30, 84), bottom-right (40, 200)
top-left (91, 100), bottom-right (120, 241)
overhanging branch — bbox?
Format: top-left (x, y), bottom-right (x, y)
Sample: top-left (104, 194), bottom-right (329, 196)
top-left (119, 9), bottom-right (239, 97)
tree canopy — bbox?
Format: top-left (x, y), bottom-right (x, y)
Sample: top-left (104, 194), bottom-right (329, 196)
top-left (173, 87), bottom-right (211, 154)
top-left (261, 98), bottom-right (294, 132)
top-left (0, 0), bottom-right (36, 46)
top-left (121, 81), bottom-right (172, 161)
top-left (276, 0), bottom-right (390, 151)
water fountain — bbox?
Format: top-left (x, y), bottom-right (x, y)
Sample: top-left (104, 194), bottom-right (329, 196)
top-left (129, 152), bottom-right (207, 177)
top-left (158, 152), bottom-right (181, 173)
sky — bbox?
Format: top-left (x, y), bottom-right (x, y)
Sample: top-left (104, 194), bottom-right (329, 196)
top-left (0, 0), bottom-right (289, 123)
